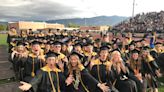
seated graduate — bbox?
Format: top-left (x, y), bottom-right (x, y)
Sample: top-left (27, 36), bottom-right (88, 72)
top-left (110, 50), bottom-right (137, 92)
top-left (141, 47), bottom-right (161, 92)
top-left (90, 46), bottom-right (118, 92)
top-left (126, 49), bottom-right (147, 92)
top-left (23, 41), bottom-right (46, 82)
top-left (65, 51), bottom-right (109, 92)
top-left (19, 51), bottom-right (66, 92)
top-left (82, 42), bottom-right (97, 68)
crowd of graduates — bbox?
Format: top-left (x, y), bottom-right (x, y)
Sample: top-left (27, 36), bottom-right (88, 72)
top-left (7, 27), bottom-right (164, 92)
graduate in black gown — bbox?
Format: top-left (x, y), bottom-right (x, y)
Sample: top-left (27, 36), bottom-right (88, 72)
top-left (19, 51), bottom-right (66, 92)
top-left (82, 42), bottom-right (97, 69)
top-left (110, 50), bottom-right (137, 92)
top-left (141, 47), bottom-right (161, 92)
top-left (65, 52), bottom-right (109, 92)
top-left (10, 42), bottom-right (28, 80)
top-left (126, 49), bottom-right (147, 92)
top-left (23, 41), bottom-right (45, 82)
top-left (90, 46), bottom-right (119, 92)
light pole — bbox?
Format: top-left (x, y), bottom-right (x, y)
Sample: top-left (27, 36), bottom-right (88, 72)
top-left (132, 0), bottom-right (135, 17)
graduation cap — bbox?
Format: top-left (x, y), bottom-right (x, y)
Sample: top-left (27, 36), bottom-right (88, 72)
top-left (83, 42), bottom-right (93, 47)
top-left (17, 42), bottom-right (25, 46)
top-left (131, 49), bottom-right (140, 54)
top-left (70, 51), bottom-right (84, 59)
top-left (74, 42), bottom-right (82, 47)
top-left (142, 46), bottom-right (150, 51)
top-left (155, 42), bottom-right (162, 45)
top-left (45, 51), bottom-right (60, 58)
top-left (95, 38), bottom-right (101, 43)
top-left (53, 41), bottom-right (62, 46)
top-left (100, 45), bottom-right (110, 51)
top-left (31, 41), bottom-right (41, 45)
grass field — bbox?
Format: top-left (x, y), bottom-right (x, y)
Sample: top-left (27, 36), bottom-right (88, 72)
top-left (0, 34), bottom-right (164, 92)
top-left (0, 34), bottom-right (8, 46)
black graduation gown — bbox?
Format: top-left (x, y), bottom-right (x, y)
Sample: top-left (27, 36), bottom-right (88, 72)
top-left (24, 55), bottom-right (45, 82)
top-left (126, 60), bottom-right (146, 92)
top-left (66, 68), bottom-right (99, 92)
top-left (141, 59), bottom-right (159, 88)
top-left (90, 59), bottom-right (118, 92)
top-left (30, 66), bottom-right (66, 92)
top-left (111, 66), bottom-right (137, 92)
top-left (11, 53), bottom-right (27, 80)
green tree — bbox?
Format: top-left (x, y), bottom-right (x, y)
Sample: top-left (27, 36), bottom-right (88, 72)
top-left (67, 23), bottom-right (80, 28)
top-left (0, 24), bottom-right (7, 31)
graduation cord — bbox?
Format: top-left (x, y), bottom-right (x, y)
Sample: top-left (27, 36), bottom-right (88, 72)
top-left (48, 71), bottom-right (56, 92)
top-left (31, 57), bottom-right (35, 77)
top-left (56, 71), bottom-right (60, 92)
top-left (79, 72), bottom-right (89, 92)
top-left (97, 64), bottom-right (102, 83)
top-left (48, 71), bottom-right (60, 92)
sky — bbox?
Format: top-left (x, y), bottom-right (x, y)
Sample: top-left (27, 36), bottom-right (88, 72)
top-left (0, 0), bottom-right (164, 21)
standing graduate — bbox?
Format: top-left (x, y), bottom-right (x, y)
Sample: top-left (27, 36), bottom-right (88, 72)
top-left (65, 51), bottom-right (109, 92)
top-left (10, 42), bottom-right (28, 80)
top-left (19, 51), bottom-right (66, 92)
top-left (23, 41), bottom-right (45, 82)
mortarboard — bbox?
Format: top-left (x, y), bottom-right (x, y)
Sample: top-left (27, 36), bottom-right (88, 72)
top-left (70, 51), bottom-right (84, 59)
top-left (45, 51), bottom-right (60, 58)
top-left (131, 49), bottom-right (140, 54)
top-left (100, 45), bottom-right (110, 51)
top-left (53, 41), bottom-right (62, 46)
top-left (31, 41), bottom-right (41, 45)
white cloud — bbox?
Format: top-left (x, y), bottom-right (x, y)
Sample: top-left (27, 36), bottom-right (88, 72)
top-left (0, 0), bottom-right (163, 21)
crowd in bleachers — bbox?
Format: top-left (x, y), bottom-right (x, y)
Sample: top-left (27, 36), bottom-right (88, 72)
top-left (114, 11), bottom-right (164, 33)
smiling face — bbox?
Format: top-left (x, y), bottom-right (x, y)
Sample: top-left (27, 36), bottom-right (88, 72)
top-left (111, 51), bottom-right (122, 63)
top-left (69, 55), bottom-right (80, 67)
top-left (53, 45), bottom-right (61, 53)
top-left (132, 53), bottom-right (139, 60)
top-left (17, 45), bottom-right (24, 52)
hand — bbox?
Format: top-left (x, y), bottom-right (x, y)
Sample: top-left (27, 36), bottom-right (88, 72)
top-left (19, 81), bottom-right (32, 91)
top-left (62, 57), bottom-right (68, 63)
top-left (65, 74), bottom-right (74, 86)
top-left (97, 83), bottom-right (110, 92)
top-left (57, 61), bottom-right (64, 71)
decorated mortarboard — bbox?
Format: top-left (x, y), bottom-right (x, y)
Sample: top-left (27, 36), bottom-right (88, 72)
top-left (70, 51), bottom-right (84, 58)
top-left (45, 51), bottom-right (60, 58)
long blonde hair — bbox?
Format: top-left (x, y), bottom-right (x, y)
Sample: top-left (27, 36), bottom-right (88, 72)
top-left (68, 55), bottom-right (81, 75)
